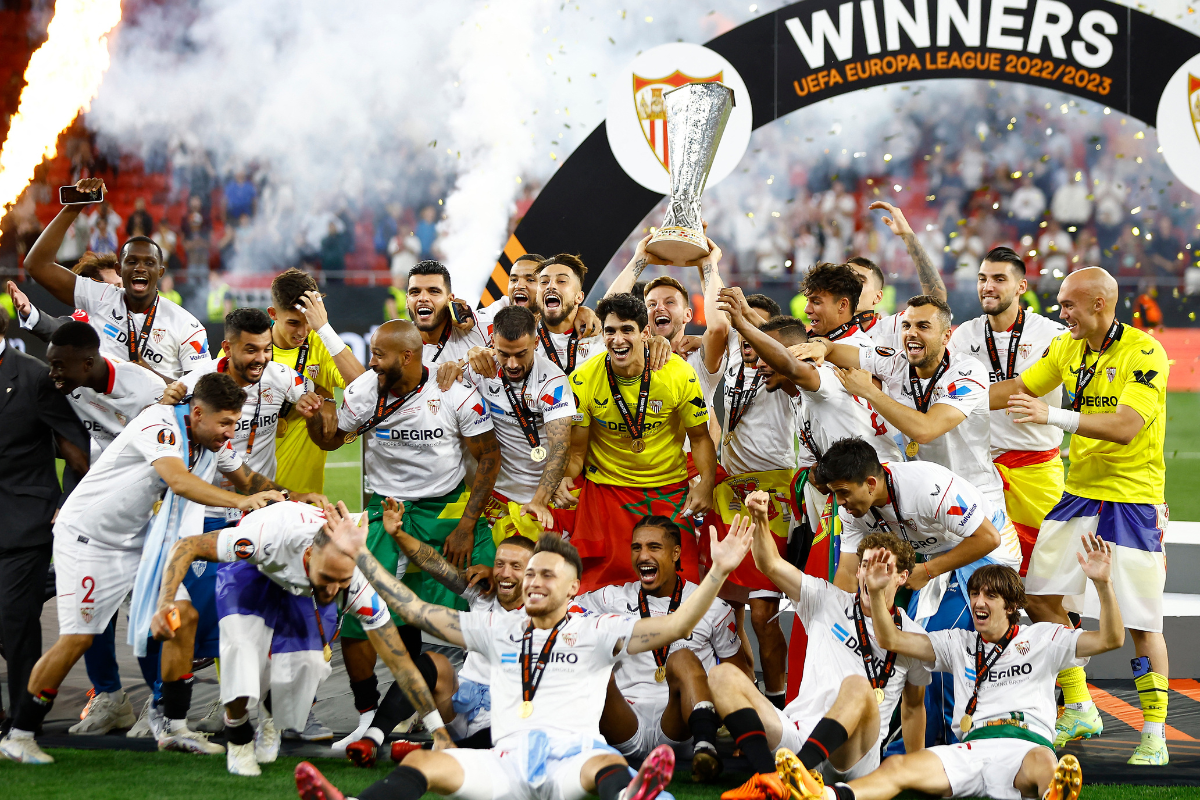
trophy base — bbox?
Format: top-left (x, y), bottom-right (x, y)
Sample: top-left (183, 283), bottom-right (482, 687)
top-left (646, 227), bottom-right (709, 264)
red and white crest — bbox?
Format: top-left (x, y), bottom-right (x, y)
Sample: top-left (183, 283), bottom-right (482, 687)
top-left (152, 329), bottom-right (165, 344)
top-left (632, 69), bottom-right (722, 172)
top-left (427, 399), bottom-right (441, 416)
top-left (1190, 74), bottom-right (1200, 145)
top-left (261, 387), bottom-right (275, 405)
top-left (563, 632), bottom-right (577, 647)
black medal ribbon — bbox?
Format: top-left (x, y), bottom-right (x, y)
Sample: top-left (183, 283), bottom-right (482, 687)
top-left (520, 614), bottom-right (571, 707)
top-left (727, 362), bottom-right (765, 434)
top-left (126, 295), bottom-right (160, 363)
top-left (825, 319), bottom-right (859, 341)
top-left (637, 576), bottom-right (684, 673)
top-left (984, 307), bottom-right (1024, 382)
top-left (605, 348), bottom-right (651, 447)
top-left (869, 468), bottom-right (912, 545)
top-left (184, 417), bottom-right (201, 469)
top-left (279, 336), bottom-right (311, 418)
top-left (852, 310), bottom-right (877, 332)
top-left (963, 624), bottom-right (1019, 723)
top-left (1071, 320), bottom-right (1121, 412)
top-left (799, 419), bottom-right (822, 460)
top-left (538, 323), bottom-right (578, 375)
top-left (908, 351), bottom-right (950, 413)
top-left (354, 368), bottom-right (429, 438)
top-left (852, 595), bottom-right (900, 695)
top-left (501, 371), bottom-right (541, 450)
top-left (429, 321), bottom-right (453, 363)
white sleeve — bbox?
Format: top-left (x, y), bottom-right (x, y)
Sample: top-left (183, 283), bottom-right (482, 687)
top-left (573, 589), bottom-right (611, 615)
top-left (1046, 624), bottom-right (1090, 672)
top-left (347, 568), bottom-right (391, 630)
top-left (708, 600), bottom-right (743, 660)
top-left (73, 273), bottom-right (111, 310)
top-left (794, 577), bottom-right (839, 628)
top-left (215, 441), bottom-right (244, 473)
top-left (337, 387), bottom-right (368, 432)
top-left (929, 628), bottom-right (968, 674)
top-left (130, 416), bottom-right (185, 464)
top-left (177, 322), bottom-right (212, 373)
top-left (858, 344), bottom-right (897, 376)
top-left (588, 613), bottom-right (640, 665)
top-left (933, 359), bottom-right (989, 416)
top-left (279, 365), bottom-right (310, 404)
top-left (537, 372), bottom-right (576, 424)
top-left (839, 510), bottom-right (868, 554)
top-left (899, 614), bottom-right (933, 686)
top-left (453, 385), bottom-right (494, 436)
top-left (930, 475), bottom-right (987, 539)
top-left (458, 610), bottom-right (498, 658)
top-left (215, 525), bottom-right (265, 563)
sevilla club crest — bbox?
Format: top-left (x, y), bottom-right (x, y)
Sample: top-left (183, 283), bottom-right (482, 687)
top-left (1190, 74), bottom-right (1200, 146)
top-left (427, 399), bottom-right (441, 416)
top-left (633, 69), bottom-right (722, 172)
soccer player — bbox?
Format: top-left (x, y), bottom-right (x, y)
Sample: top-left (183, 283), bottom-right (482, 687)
top-left (438, 305), bottom-right (576, 536)
top-left (268, 268), bottom-right (366, 496)
top-left (716, 491), bottom-right (930, 800)
top-left (578, 516), bottom-right (746, 782)
top-left (344, 501), bottom-right (536, 766)
top-left (989, 267), bottom-right (1172, 764)
top-left (564, 293), bottom-right (715, 591)
top-left (24, 178), bottom-right (211, 380)
top-left (148, 501), bottom-right (450, 776)
top-left (836, 546), bottom-right (1123, 800)
top-left (309, 319), bottom-right (500, 747)
top-left (949, 247), bottom-right (1066, 574)
top-left (801, 263), bottom-right (877, 350)
top-left (44, 321), bottom-right (166, 735)
top-left (293, 505), bottom-right (755, 800)
top-left (0, 373), bottom-right (285, 764)
top-left (407, 260), bottom-right (490, 364)
top-left (535, 254), bottom-right (604, 374)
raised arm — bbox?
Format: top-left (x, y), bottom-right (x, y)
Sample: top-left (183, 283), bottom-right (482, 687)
top-left (150, 532), bottom-right (221, 640)
top-left (296, 290), bottom-right (366, 384)
top-left (870, 201), bottom-right (946, 301)
top-left (863, 550), bottom-right (937, 662)
top-left (364, 623), bottom-right (453, 749)
top-left (719, 288), bottom-right (820, 391)
top-left (381, 497), bottom-right (470, 596)
top-left (745, 491), bottom-right (804, 598)
top-left (695, 242), bottom-right (729, 375)
top-left (24, 179), bottom-right (107, 305)
top-left (1074, 533), bottom-right (1125, 657)
top-left (605, 235), bottom-right (661, 297)
top-left (626, 515), bottom-right (753, 655)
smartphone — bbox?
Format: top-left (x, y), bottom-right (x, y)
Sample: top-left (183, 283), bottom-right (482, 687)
top-left (59, 185), bottom-right (104, 205)
top-left (451, 299), bottom-right (470, 324)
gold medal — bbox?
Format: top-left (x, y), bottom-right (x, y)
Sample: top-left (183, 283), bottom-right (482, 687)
top-left (722, 432), bottom-right (734, 447)
top-left (655, 665), bottom-right (666, 683)
top-left (530, 446), bottom-right (547, 462)
top-left (960, 714), bottom-right (973, 733)
top-left (322, 643), bottom-right (333, 663)
top-left (874, 687), bottom-right (885, 705)
top-left (905, 440), bottom-right (919, 458)
top-left (344, 432), bottom-right (358, 444)
top-left (276, 418), bottom-right (289, 437)
top-left (152, 500), bottom-right (163, 516)
top-left (519, 700), bottom-right (534, 718)
top-left (631, 438), bottom-right (646, 454)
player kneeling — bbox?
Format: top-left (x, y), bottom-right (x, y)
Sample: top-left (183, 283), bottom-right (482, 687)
top-left (828, 536), bottom-right (1122, 800)
top-left (717, 493), bottom-right (929, 800)
top-left (292, 505), bottom-right (755, 800)
top-left (578, 516), bottom-right (750, 782)
top-left (150, 501), bottom-right (449, 777)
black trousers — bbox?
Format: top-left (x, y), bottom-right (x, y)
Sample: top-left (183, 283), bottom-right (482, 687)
top-left (0, 543), bottom-right (53, 722)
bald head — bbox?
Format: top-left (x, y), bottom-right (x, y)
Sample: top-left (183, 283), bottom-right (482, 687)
top-left (1057, 266), bottom-right (1119, 344)
top-left (1061, 267), bottom-right (1118, 306)
top-left (374, 319), bottom-right (423, 353)
top-left (369, 319), bottom-right (424, 388)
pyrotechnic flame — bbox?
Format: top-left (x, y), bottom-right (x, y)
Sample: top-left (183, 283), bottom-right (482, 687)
top-left (0, 0), bottom-right (122, 212)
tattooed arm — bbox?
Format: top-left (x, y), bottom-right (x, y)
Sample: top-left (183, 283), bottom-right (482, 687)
top-left (870, 201), bottom-right (947, 301)
top-left (149, 532), bottom-right (221, 640)
top-left (521, 416), bottom-right (572, 528)
top-left (381, 497), bottom-right (470, 596)
top-left (605, 235), bottom-right (663, 297)
top-left (365, 623), bottom-right (454, 748)
top-left (357, 543), bottom-right (467, 647)
top-left (443, 428), bottom-right (501, 569)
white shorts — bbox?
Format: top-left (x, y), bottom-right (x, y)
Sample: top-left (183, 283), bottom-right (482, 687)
top-left (613, 696), bottom-right (689, 758)
top-left (53, 532), bottom-right (140, 635)
top-left (772, 708), bottom-right (879, 783)
top-left (445, 732), bottom-right (615, 800)
top-left (930, 738), bottom-right (1048, 799)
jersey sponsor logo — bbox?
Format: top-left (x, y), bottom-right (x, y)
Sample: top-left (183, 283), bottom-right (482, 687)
top-left (875, 346), bottom-right (896, 357)
top-left (293, 375), bottom-right (304, 388)
top-left (944, 381), bottom-right (975, 398)
top-left (356, 593), bottom-right (385, 621)
top-left (542, 385), bottom-right (565, 406)
top-left (946, 495), bottom-right (976, 525)
top-left (500, 651), bottom-right (518, 664)
top-left (831, 620), bottom-right (889, 670)
top-left (375, 427), bottom-right (445, 442)
top-left (688, 397), bottom-right (706, 410)
top-left (428, 399), bottom-right (441, 415)
top-left (1132, 369), bottom-right (1159, 388)
top-left (971, 662), bottom-right (1033, 683)
top-left (1079, 395), bottom-right (1118, 408)
top-left (157, 429), bottom-right (176, 446)
top-left (236, 412), bottom-right (279, 432)
top-left (187, 339), bottom-right (209, 356)
top-left (102, 322), bottom-right (121, 340)
top-left (233, 538), bottom-right (256, 558)
top-left (598, 418), bottom-right (667, 435)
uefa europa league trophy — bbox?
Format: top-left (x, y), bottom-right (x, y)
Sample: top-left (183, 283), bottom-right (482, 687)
top-left (646, 82), bottom-right (736, 263)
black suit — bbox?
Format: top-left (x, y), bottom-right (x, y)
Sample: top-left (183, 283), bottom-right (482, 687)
top-left (0, 342), bottom-right (88, 722)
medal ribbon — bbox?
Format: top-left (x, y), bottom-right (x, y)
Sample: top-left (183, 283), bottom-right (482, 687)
top-left (963, 624), bottom-right (1019, 722)
top-left (217, 357), bottom-right (264, 456)
top-left (605, 348), bottom-right (651, 447)
top-left (727, 362), bottom-right (765, 434)
top-left (126, 295), bottom-right (160, 363)
top-left (1071, 320), bottom-right (1121, 412)
top-left (279, 336), bottom-right (311, 418)
top-left (537, 323), bottom-right (578, 375)
top-left (869, 467), bottom-right (912, 545)
top-left (853, 310), bottom-right (877, 332)
top-left (984, 307), bottom-right (1024, 382)
top-left (908, 351), bottom-right (950, 413)
top-left (353, 368), bottom-right (429, 439)
top-left (825, 320), bottom-right (860, 341)
top-left (500, 371), bottom-right (541, 450)
top-left (799, 419), bottom-right (822, 460)
top-left (429, 321), bottom-right (453, 363)
top-left (637, 576), bottom-right (684, 673)
top-left (520, 614), bottom-right (571, 706)
top-left (183, 416), bottom-right (200, 469)
top-left (852, 595), bottom-right (900, 695)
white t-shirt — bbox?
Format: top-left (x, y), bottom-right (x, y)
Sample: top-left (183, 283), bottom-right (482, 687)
top-left (862, 311), bottom-right (904, 350)
top-left (55, 403), bottom-right (242, 550)
top-left (182, 359), bottom-right (311, 519)
top-left (786, 578), bottom-right (930, 746)
top-left (338, 369), bottom-right (494, 500)
top-left (576, 580), bottom-right (741, 705)
top-left (67, 358), bottom-right (165, 458)
top-left (949, 313), bottom-right (1067, 457)
top-left (859, 346), bottom-right (1004, 509)
top-left (422, 321), bottom-right (490, 366)
top-left (537, 327), bottom-right (604, 376)
top-left (457, 586), bottom-right (525, 687)
top-left (799, 364), bottom-right (901, 464)
top-left (929, 622), bottom-right (1087, 744)
top-left (688, 345), bottom-right (727, 406)
top-left (837, 461), bottom-right (1021, 567)
top-left (718, 356), bottom-right (798, 474)
top-left (464, 353), bottom-right (576, 504)
top-left (213, 502), bottom-right (389, 630)
top-left (459, 609), bottom-right (638, 749)
top-left (74, 276), bottom-right (211, 379)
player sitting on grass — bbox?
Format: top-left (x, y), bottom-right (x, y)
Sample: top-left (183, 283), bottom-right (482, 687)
top-left (291, 504), bottom-right (755, 800)
top-left (826, 538), bottom-right (1124, 800)
top-left (714, 492), bottom-right (930, 800)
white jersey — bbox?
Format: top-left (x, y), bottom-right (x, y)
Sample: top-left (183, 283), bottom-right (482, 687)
top-left (182, 359), bottom-right (311, 520)
top-left (472, 296), bottom-right (507, 341)
top-left (859, 346), bottom-right (1004, 509)
top-left (799, 364), bottom-right (901, 464)
top-left (575, 580), bottom-right (741, 705)
top-left (213, 502), bottom-right (389, 630)
top-left (464, 353), bottom-right (576, 504)
top-left (74, 276), bottom-right (211, 379)
top-left (338, 369), bottom-right (494, 500)
top-left (718, 356), bottom-right (797, 474)
top-left (67, 358), bottom-right (165, 458)
top-left (687, 345), bottom-right (727, 406)
top-left (55, 404), bottom-right (242, 550)
top-left (537, 326), bottom-right (604, 376)
top-left (929, 622), bottom-right (1087, 744)
top-left (786, 578), bottom-right (930, 746)
top-left (459, 609), bottom-right (638, 749)
top-left (422, 321), bottom-right (490, 366)
top-left (949, 313), bottom-right (1067, 457)
top-left (862, 311), bottom-right (904, 350)
top-left (837, 461), bottom-right (1021, 567)
top-left (457, 587), bottom-right (525, 687)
